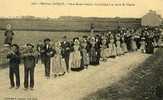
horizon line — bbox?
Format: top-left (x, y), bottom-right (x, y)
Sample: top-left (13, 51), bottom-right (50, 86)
top-left (0, 16), bottom-right (143, 19)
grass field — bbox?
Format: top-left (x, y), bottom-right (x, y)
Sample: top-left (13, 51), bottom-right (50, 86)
top-left (0, 30), bottom-right (89, 65)
top-left (0, 30), bottom-right (89, 47)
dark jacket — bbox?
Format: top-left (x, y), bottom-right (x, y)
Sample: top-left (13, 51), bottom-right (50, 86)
top-left (36, 43), bottom-right (44, 53)
top-left (7, 51), bottom-right (21, 67)
top-left (41, 44), bottom-right (54, 62)
top-left (61, 41), bottom-right (71, 58)
top-left (22, 50), bottom-right (37, 68)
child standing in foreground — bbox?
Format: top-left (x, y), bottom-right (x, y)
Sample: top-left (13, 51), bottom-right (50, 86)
top-left (7, 44), bottom-right (21, 89)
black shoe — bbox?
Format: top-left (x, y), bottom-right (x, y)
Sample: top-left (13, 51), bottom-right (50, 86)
top-left (24, 87), bottom-right (28, 90)
top-left (9, 86), bottom-right (14, 89)
top-left (63, 72), bottom-right (66, 75)
top-left (15, 86), bottom-right (20, 89)
top-left (30, 87), bottom-right (34, 91)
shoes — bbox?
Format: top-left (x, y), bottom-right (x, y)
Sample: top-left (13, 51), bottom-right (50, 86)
top-left (30, 88), bottom-right (34, 91)
top-left (53, 74), bottom-right (57, 78)
top-left (24, 87), bottom-right (28, 91)
top-left (15, 86), bottom-right (20, 89)
top-left (9, 86), bottom-right (14, 89)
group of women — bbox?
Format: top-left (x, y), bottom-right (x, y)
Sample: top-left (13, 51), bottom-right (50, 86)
top-left (38, 27), bottom-right (163, 78)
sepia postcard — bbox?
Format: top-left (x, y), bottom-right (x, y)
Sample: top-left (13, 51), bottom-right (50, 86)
top-left (0, 0), bottom-right (163, 100)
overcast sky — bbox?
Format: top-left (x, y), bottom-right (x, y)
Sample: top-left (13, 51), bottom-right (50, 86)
top-left (0, 0), bottom-right (163, 18)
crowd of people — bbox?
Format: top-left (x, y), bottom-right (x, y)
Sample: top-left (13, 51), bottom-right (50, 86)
top-left (4, 24), bottom-right (163, 90)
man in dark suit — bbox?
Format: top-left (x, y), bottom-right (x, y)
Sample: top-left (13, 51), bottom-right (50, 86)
top-left (22, 43), bottom-right (37, 90)
top-left (61, 36), bottom-right (71, 73)
top-left (7, 44), bottom-right (21, 89)
top-left (41, 38), bottom-right (54, 78)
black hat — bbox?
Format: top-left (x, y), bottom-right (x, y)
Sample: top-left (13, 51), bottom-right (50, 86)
top-left (95, 34), bottom-right (99, 37)
top-left (63, 36), bottom-right (67, 39)
top-left (73, 37), bottom-right (79, 42)
top-left (11, 44), bottom-right (19, 49)
top-left (83, 35), bottom-right (88, 39)
top-left (26, 43), bottom-right (34, 48)
top-left (44, 38), bottom-right (51, 42)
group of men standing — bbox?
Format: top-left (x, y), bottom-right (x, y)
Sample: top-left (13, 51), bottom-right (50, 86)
top-left (6, 34), bottom-right (72, 90)
top-left (7, 43), bottom-right (38, 90)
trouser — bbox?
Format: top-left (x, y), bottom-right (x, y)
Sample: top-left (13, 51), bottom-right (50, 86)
top-left (44, 59), bottom-right (50, 77)
top-left (64, 57), bottom-right (70, 72)
top-left (9, 66), bottom-right (20, 87)
top-left (24, 67), bottom-right (35, 88)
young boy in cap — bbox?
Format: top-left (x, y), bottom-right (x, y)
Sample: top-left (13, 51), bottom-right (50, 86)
top-left (7, 44), bottom-right (21, 89)
top-left (22, 43), bottom-right (37, 90)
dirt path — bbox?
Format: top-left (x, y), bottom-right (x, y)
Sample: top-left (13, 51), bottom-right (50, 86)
top-left (0, 52), bottom-right (150, 100)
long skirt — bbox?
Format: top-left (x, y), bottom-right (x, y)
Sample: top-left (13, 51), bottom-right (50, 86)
top-left (140, 41), bottom-right (146, 53)
top-left (108, 43), bottom-right (117, 58)
top-left (158, 39), bottom-right (163, 47)
top-left (130, 40), bottom-right (137, 51)
top-left (146, 43), bottom-right (154, 54)
top-left (69, 51), bottom-right (81, 69)
top-left (121, 42), bottom-right (128, 53)
top-left (81, 49), bottom-right (89, 67)
top-left (100, 47), bottom-right (108, 61)
top-left (51, 55), bottom-right (66, 75)
top-left (106, 48), bottom-right (110, 58)
top-left (89, 48), bottom-right (100, 65)
top-left (116, 47), bottom-right (122, 56)
top-left (116, 41), bottom-right (122, 56)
